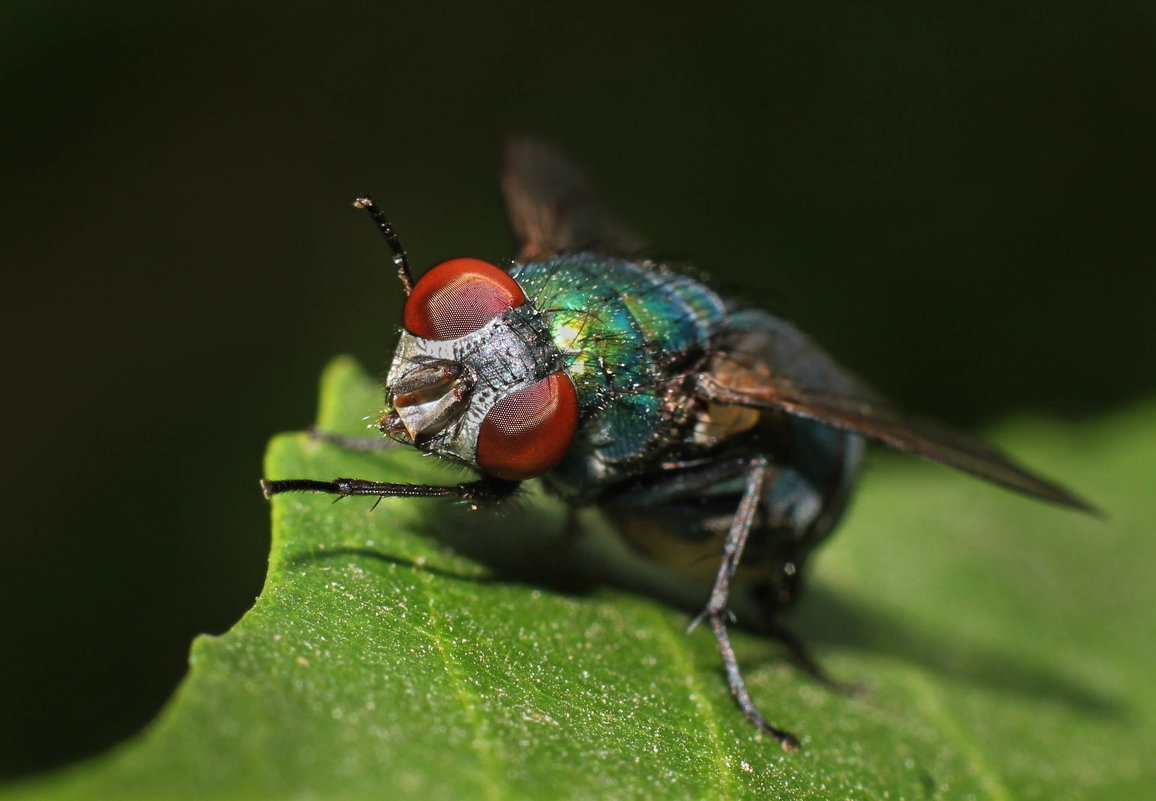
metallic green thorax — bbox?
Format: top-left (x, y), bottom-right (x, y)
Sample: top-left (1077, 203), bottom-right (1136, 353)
top-left (507, 254), bottom-right (729, 499)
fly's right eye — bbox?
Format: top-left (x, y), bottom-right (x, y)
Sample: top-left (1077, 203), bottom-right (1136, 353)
top-left (404, 258), bottom-right (525, 340)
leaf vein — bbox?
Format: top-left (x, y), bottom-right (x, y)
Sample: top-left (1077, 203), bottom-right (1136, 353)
top-left (630, 602), bottom-right (737, 801)
top-left (907, 670), bottom-right (1016, 801)
top-left (419, 579), bottom-right (507, 801)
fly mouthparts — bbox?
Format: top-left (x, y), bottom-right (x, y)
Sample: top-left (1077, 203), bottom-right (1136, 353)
top-left (388, 359), bottom-right (466, 399)
top-left (378, 409), bottom-right (408, 438)
top-left (388, 359), bottom-right (474, 439)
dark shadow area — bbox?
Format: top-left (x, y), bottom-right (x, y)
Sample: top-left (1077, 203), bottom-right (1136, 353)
top-left (285, 546), bottom-right (501, 587)
top-left (292, 508), bottom-right (1122, 723)
top-left (794, 584), bottom-right (1124, 719)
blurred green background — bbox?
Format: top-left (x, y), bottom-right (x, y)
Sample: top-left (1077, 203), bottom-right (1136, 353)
top-left (2, 0), bottom-right (1153, 780)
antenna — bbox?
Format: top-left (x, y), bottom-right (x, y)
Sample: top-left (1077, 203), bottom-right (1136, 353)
top-left (353, 196), bottom-right (415, 295)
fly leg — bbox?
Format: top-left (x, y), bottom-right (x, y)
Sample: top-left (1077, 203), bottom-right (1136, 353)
top-left (765, 615), bottom-right (868, 697)
top-left (690, 456), bottom-right (801, 751)
top-left (750, 563), bottom-right (868, 696)
top-left (556, 508), bottom-right (585, 548)
top-left (308, 426), bottom-right (398, 452)
top-left (260, 476), bottom-right (519, 505)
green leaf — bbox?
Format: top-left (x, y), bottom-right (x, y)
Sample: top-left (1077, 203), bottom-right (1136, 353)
top-left (12, 357), bottom-right (1155, 800)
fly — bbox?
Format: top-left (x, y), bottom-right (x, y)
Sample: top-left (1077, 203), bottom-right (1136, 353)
top-left (261, 137), bottom-right (1095, 751)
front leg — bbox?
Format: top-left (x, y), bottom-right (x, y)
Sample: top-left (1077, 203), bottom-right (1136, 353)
top-left (260, 476), bottom-right (520, 504)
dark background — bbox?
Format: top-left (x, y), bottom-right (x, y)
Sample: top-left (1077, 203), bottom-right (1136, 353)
top-left (2, 0), bottom-right (1153, 779)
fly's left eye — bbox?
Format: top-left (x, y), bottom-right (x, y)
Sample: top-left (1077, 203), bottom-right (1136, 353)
top-left (477, 371), bottom-right (578, 481)
top-left (404, 258), bottom-right (525, 340)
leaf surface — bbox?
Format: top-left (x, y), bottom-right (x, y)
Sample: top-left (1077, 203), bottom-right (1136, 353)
top-left (13, 357), bottom-right (1154, 800)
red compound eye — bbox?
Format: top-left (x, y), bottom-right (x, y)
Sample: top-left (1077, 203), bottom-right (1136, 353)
top-left (404, 258), bottom-right (524, 340)
top-left (477, 372), bottom-right (578, 480)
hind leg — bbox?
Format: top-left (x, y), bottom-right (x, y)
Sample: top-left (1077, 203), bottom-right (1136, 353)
top-left (690, 456), bottom-right (803, 751)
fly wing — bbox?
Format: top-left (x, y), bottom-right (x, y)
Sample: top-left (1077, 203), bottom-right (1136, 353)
top-left (502, 135), bottom-right (646, 260)
top-left (694, 370), bottom-right (1097, 513)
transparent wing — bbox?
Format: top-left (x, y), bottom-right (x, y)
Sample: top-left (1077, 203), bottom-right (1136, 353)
top-left (694, 371), bottom-right (1097, 513)
top-left (501, 134), bottom-right (646, 260)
